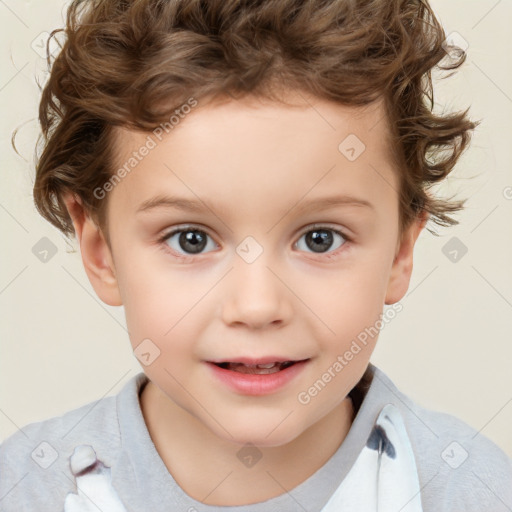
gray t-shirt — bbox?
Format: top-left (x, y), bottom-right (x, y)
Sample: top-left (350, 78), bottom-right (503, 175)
top-left (1, 363), bottom-right (511, 511)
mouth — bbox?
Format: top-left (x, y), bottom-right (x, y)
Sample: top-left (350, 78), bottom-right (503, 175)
top-left (205, 357), bottom-right (311, 395)
top-left (211, 360), bottom-right (302, 374)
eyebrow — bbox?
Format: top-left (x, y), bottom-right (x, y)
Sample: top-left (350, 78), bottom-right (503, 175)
top-left (136, 194), bottom-right (375, 215)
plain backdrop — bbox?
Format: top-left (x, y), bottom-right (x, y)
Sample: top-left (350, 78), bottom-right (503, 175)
top-left (1, 0), bottom-right (511, 459)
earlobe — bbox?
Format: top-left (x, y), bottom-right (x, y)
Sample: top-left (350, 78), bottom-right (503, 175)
top-left (384, 211), bottom-right (428, 305)
top-left (63, 193), bottom-right (123, 307)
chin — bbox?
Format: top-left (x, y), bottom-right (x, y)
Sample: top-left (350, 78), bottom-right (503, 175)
top-left (213, 417), bottom-right (305, 449)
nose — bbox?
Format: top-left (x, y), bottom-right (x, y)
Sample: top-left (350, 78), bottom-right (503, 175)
top-left (220, 252), bottom-right (293, 330)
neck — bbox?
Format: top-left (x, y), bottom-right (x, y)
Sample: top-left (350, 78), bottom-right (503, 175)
top-left (140, 380), bottom-right (355, 506)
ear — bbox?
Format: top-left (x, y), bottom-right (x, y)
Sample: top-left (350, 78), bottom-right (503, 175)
top-left (384, 210), bottom-right (428, 305)
top-left (63, 193), bottom-right (122, 306)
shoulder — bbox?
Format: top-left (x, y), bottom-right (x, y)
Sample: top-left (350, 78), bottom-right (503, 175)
top-left (0, 376), bottom-right (134, 511)
top-left (369, 366), bottom-right (512, 512)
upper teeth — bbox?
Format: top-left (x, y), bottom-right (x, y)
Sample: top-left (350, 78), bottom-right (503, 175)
top-left (233, 362), bottom-right (280, 369)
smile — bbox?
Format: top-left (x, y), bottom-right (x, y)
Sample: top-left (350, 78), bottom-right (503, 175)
top-left (205, 359), bottom-right (311, 395)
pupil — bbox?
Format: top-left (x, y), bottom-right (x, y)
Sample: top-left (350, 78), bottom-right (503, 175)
top-left (180, 230), bottom-right (207, 254)
top-left (307, 230), bottom-right (333, 253)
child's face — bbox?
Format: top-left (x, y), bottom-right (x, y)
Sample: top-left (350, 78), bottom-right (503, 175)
top-left (84, 92), bottom-right (423, 446)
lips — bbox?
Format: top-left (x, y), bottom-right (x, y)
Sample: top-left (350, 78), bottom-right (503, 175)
top-left (206, 358), bottom-right (310, 395)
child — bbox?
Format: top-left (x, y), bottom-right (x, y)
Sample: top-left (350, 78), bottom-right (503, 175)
top-left (1, 0), bottom-right (511, 511)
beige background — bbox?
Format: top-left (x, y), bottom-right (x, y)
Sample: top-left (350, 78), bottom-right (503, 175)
top-left (1, 0), bottom-right (511, 459)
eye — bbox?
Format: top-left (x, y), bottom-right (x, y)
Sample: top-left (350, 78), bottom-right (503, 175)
top-left (158, 224), bottom-right (349, 260)
top-left (295, 225), bottom-right (348, 255)
top-left (160, 226), bottom-right (218, 258)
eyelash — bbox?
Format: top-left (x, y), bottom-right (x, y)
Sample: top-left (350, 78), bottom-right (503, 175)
top-left (157, 224), bottom-right (352, 262)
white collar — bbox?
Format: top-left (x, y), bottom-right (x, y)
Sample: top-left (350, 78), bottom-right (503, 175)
top-left (321, 403), bottom-right (423, 511)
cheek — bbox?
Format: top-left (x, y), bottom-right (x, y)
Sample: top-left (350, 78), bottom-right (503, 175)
top-left (113, 251), bottom-right (170, 345)
top-left (308, 261), bottom-right (390, 337)
top-left (117, 259), bottom-right (214, 355)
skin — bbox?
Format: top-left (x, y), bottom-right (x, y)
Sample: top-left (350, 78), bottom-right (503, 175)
top-left (64, 91), bottom-right (427, 505)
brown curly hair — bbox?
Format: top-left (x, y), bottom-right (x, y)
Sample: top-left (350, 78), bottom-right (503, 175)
top-left (30, 0), bottom-right (476, 245)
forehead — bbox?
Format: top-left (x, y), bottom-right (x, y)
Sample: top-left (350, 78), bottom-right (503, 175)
top-left (108, 93), bottom-right (399, 221)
